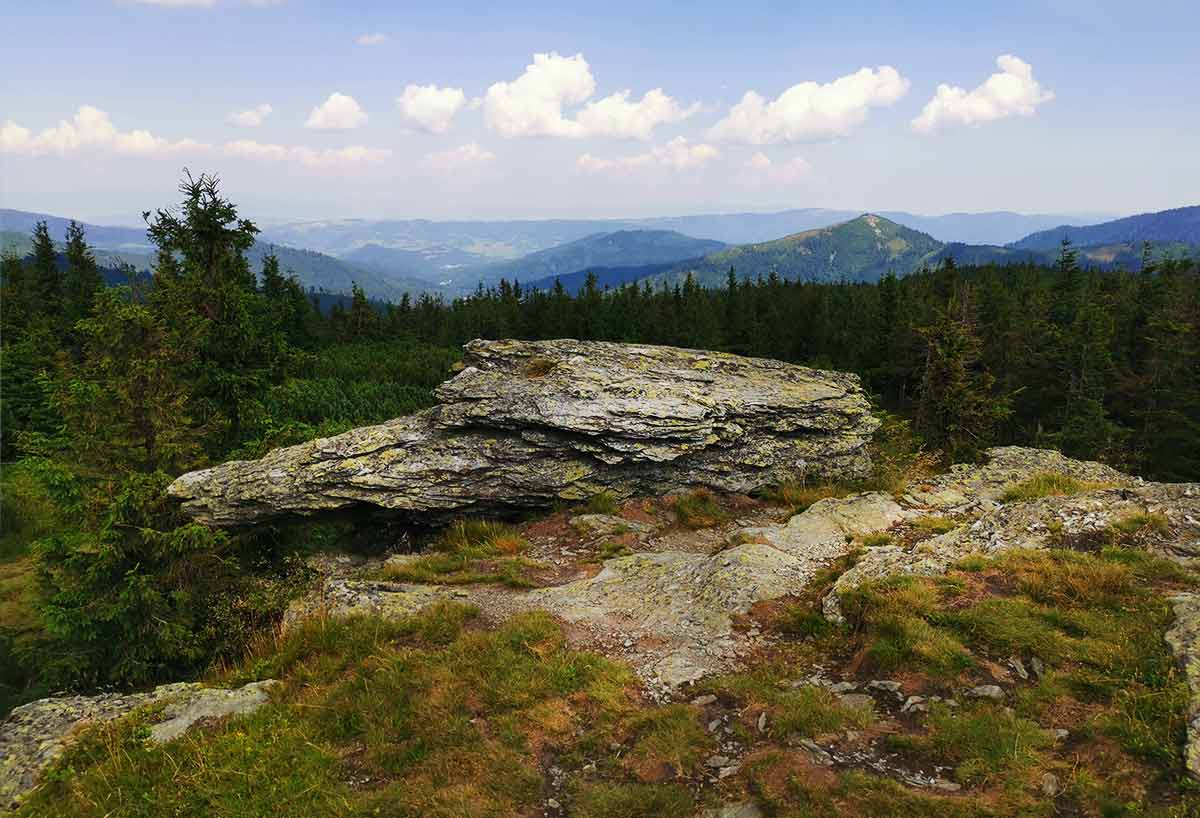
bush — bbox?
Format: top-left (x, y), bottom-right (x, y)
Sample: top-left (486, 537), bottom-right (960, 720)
top-left (0, 457), bottom-right (81, 559)
top-left (32, 472), bottom-right (310, 689)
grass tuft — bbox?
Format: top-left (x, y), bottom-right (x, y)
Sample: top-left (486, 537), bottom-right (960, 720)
top-left (672, 489), bottom-right (730, 529)
top-left (584, 491), bottom-right (619, 515)
top-left (380, 519), bottom-right (539, 588)
top-left (1000, 472), bottom-right (1114, 503)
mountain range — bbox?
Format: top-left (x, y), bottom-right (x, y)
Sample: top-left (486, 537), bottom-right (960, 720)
top-left (4, 205), bottom-right (1196, 302)
top-left (256, 208), bottom-right (1116, 266)
top-left (0, 209), bottom-right (438, 302)
top-left (1008, 205), bottom-right (1200, 251)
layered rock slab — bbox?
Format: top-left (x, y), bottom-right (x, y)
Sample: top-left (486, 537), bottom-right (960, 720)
top-left (169, 339), bottom-right (879, 526)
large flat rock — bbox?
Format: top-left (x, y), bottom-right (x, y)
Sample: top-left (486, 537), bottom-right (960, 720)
top-left (169, 340), bottom-right (879, 526)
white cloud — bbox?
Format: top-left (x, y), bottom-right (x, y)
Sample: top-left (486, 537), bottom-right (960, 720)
top-left (484, 52), bottom-right (695, 140)
top-left (0, 105), bottom-right (207, 156)
top-left (222, 139), bottom-right (391, 167)
top-left (745, 151), bottom-right (812, 184)
top-left (911, 55), bottom-right (1054, 134)
top-left (422, 142), bottom-right (497, 172)
top-left (575, 88), bottom-right (699, 140)
top-left (709, 66), bottom-right (910, 144)
top-left (576, 137), bottom-right (718, 172)
top-left (304, 92), bottom-right (368, 130)
top-left (356, 32), bottom-right (387, 46)
top-left (484, 52), bottom-right (595, 138)
top-left (397, 84), bottom-right (467, 134)
top-left (226, 103), bottom-right (272, 127)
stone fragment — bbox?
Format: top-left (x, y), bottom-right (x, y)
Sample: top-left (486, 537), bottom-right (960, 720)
top-left (967, 684), bottom-right (1005, 701)
top-left (1166, 593), bottom-right (1200, 780)
top-left (703, 802), bottom-right (764, 818)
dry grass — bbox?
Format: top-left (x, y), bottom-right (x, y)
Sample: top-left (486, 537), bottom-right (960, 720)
top-left (1000, 472), bottom-right (1115, 503)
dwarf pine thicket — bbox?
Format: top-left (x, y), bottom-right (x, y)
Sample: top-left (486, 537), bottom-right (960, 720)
top-left (0, 173), bottom-right (1198, 724)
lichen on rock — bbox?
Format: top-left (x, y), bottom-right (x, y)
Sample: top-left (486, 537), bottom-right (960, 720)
top-left (168, 339), bottom-right (880, 527)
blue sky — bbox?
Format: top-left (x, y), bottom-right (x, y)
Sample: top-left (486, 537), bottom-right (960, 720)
top-left (2, 0), bottom-right (1198, 224)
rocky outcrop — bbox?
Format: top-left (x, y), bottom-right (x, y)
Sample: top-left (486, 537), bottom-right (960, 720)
top-left (1, 680), bottom-right (276, 809)
top-left (825, 451), bottom-right (1199, 620)
top-left (168, 339), bottom-right (879, 526)
top-left (1166, 594), bottom-right (1200, 781)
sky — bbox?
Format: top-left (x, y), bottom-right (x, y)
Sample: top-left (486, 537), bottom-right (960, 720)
top-left (2, 0), bottom-right (1198, 225)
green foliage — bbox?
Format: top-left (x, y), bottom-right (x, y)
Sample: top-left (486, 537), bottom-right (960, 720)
top-left (31, 471), bottom-right (310, 688)
top-left (0, 457), bottom-right (81, 560)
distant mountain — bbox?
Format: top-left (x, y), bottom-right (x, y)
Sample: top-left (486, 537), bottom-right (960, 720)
top-left (340, 243), bottom-right (492, 284)
top-left (1009, 206), bottom-right (1200, 251)
top-left (1, 208), bottom-right (439, 301)
top-left (650, 215), bottom-right (944, 287)
top-left (473, 230), bottom-right (726, 284)
top-left (258, 208), bottom-right (1119, 260)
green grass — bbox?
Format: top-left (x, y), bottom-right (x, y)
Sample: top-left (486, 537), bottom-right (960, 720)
top-left (912, 515), bottom-right (958, 535)
top-left (672, 489), bottom-right (731, 529)
top-left (1108, 511), bottom-right (1170, 537)
top-left (584, 491), bottom-right (619, 515)
top-left (380, 519), bottom-right (540, 588)
top-left (623, 703), bottom-right (713, 779)
top-left (839, 576), bottom-right (973, 676)
top-left (568, 781), bottom-right (694, 818)
top-left (861, 532), bottom-right (892, 548)
top-left (704, 668), bottom-right (873, 738)
top-left (900, 702), bottom-right (1053, 786)
top-left (999, 472), bottom-right (1115, 503)
top-left (20, 605), bottom-right (640, 818)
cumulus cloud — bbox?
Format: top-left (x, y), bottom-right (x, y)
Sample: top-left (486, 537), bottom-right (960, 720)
top-left (911, 55), bottom-right (1054, 134)
top-left (484, 52), bottom-right (595, 137)
top-left (226, 103), bottom-right (272, 127)
top-left (0, 105), bottom-right (207, 156)
top-left (484, 52), bottom-right (695, 139)
top-left (745, 151), bottom-right (812, 184)
top-left (709, 66), bottom-right (909, 144)
top-left (397, 84), bottom-right (467, 134)
top-left (221, 139), bottom-right (391, 167)
top-left (304, 92), bottom-right (368, 130)
top-left (356, 32), bottom-right (387, 46)
top-left (576, 137), bottom-right (718, 172)
top-left (575, 88), bottom-right (699, 140)
top-left (422, 142), bottom-right (496, 172)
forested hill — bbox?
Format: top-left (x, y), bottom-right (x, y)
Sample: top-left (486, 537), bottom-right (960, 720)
top-left (472, 230), bottom-right (725, 283)
top-left (1009, 205), bottom-right (1200, 250)
top-left (648, 215), bottom-right (945, 287)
